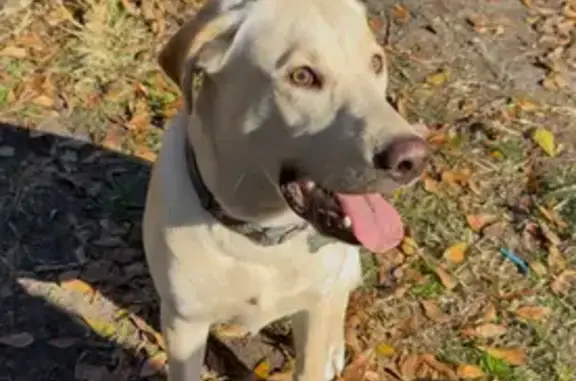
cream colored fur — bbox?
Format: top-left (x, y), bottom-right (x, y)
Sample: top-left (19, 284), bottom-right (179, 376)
top-left (143, 0), bottom-right (421, 380)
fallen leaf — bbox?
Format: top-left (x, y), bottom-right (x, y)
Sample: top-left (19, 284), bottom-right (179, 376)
top-left (363, 370), bottom-right (380, 381)
top-left (481, 303), bottom-right (498, 323)
top-left (514, 306), bottom-right (551, 323)
top-left (466, 214), bottom-right (499, 232)
top-left (514, 97), bottom-right (538, 111)
top-left (462, 323), bottom-right (507, 338)
top-left (391, 4), bottom-right (410, 24)
top-left (129, 314), bottom-right (166, 349)
top-left (443, 242), bottom-right (468, 264)
top-left (433, 266), bottom-right (458, 290)
top-left (477, 346), bottom-right (526, 366)
top-left (341, 349), bottom-right (373, 381)
top-left (532, 128), bottom-right (556, 157)
top-left (140, 352), bottom-right (168, 377)
top-left (440, 169), bottom-right (471, 188)
top-left (521, 0), bottom-right (532, 8)
top-left (375, 342), bottom-right (396, 357)
top-left (47, 337), bottom-right (80, 348)
top-left (548, 245), bottom-right (567, 274)
top-left (426, 70), bottom-right (448, 86)
top-left (538, 220), bottom-right (562, 246)
top-left (420, 300), bottom-right (450, 323)
top-left (550, 269), bottom-right (576, 296)
top-left (537, 205), bottom-right (568, 229)
top-left (529, 260), bottom-right (548, 276)
top-left (498, 289), bottom-right (536, 300)
top-left (456, 364), bottom-right (485, 379)
top-left (213, 323), bottom-right (250, 339)
top-left (400, 236), bottom-right (418, 256)
top-left (368, 16), bottom-right (384, 33)
top-left (254, 358), bottom-right (271, 379)
top-left (399, 354), bottom-right (421, 381)
top-left (82, 319), bottom-right (117, 339)
top-left (420, 354), bottom-right (458, 380)
top-left (0, 332), bottom-right (34, 348)
top-left (0, 46), bottom-right (27, 58)
top-left (59, 279), bottom-right (94, 295)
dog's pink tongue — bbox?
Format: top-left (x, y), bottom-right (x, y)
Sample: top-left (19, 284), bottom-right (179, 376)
top-left (336, 194), bottom-right (404, 253)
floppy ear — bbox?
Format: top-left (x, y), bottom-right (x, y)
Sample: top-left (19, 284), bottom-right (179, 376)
top-left (158, 1), bottom-right (244, 110)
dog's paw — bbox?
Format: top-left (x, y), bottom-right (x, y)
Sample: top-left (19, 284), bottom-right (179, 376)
top-left (324, 342), bottom-right (346, 381)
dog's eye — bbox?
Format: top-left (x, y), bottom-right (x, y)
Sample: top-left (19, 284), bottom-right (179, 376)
top-left (288, 66), bottom-right (321, 88)
top-left (371, 54), bottom-right (384, 74)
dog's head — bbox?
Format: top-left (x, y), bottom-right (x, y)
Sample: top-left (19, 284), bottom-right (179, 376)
top-left (159, 0), bottom-right (430, 252)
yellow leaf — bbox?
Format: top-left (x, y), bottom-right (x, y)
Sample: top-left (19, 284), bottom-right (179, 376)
top-left (462, 323), bottom-right (507, 338)
top-left (60, 279), bottom-right (94, 295)
top-left (434, 266), bottom-right (458, 290)
top-left (400, 236), bottom-right (418, 256)
top-left (529, 260), bottom-right (548, 276)
top-left (443, 242), bottom-right (468, 264)
top-left (514, 306), bottom-right (551, 323)
top-left (375, 342), bottom-right (396, 357)
top-left (477, 346), bottom-right (526, 366)
top-left (254, 358), bottom-right (271, 380)
top-left (456, 364), bottom-right (485, 379)
top-left (532, 128), bottom-right (556, 157)
top-left (82, 319), bottom-right (117, 339)
top-left (426, 70), bottom-right (448, 86)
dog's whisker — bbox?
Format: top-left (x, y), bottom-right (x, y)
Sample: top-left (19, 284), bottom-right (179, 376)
top-left (232, 173), bottom-right (246, 194)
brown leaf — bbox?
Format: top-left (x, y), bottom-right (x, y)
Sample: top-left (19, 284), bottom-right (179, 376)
top-left (462, 323), bottom-right (507, 338)
top-left (466, 214), bottom-right (499, 232)
top-left (443, 242), bottom-right (468, 264)
top-left (548, 245), bottom-right (567, 274)
top-left (498, 289), bottom-right (536, 300)
top-left (477, 346), bottom-right (526, 366)
top-left (129, 314), bottom-right (166, 349)
top-left (140, 352), bottom-right (168, 377)
top-left (420, 300), bottom-right (450, 323)
top-left (456, 364), bottom-right (485, 379)
top-left (423, 176), bottom-right (441, 195)
top-left (0, 332), bottom-right (34, 348)
top-left (433, 266), bottom-right (458, 290)
top-left (399, 354), bottom-right (421, 381)
top-left (550, 269), bottom-right (576, 296)
top-left (134, 145), bottom-right (157, 162)
top-left (539, 220), bottom-right (561, 246)
top-left (537, 205), bottom-right (569, 229)
top-left (0, 46), bottom-right (27, 58)
top-left (341, 349), bottom-right (373, 381)
top-left (420, 354), bottom-right (458, 381)
top-left (391, 4), bottom-right (410, 24)
top-left (481, 303), bottom-right (498, 323)
top-left (368, 16), bottom-right (384, 33)
top-left (514, 306), bottom-right (551, 323)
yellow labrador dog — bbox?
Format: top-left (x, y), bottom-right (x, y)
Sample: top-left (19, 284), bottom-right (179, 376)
top-left (143, 0), bottom-right (429, 380)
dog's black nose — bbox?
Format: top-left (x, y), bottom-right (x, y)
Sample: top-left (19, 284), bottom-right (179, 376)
top-left (373, 135), bottom-right (430, 184)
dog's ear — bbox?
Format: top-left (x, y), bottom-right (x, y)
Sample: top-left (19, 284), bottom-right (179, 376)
top-left (158, 2), bottom-right (245, 109)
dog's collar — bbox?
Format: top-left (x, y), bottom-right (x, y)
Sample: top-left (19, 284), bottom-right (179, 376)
top-left (185, 143), bottom-right (309, 246)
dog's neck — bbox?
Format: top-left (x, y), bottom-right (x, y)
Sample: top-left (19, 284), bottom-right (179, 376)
top-left (184, 141), bottom-right (309, 246)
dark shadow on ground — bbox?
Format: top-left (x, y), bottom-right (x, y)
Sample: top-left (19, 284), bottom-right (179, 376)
top-left (0, 122), bottom-right (282, 380)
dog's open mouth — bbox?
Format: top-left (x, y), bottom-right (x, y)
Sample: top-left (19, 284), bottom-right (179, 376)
top-left (279, 169), bottom-right (404, 252)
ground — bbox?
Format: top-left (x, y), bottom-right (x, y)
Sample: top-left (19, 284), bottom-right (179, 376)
top-left (0, 0), bottom-right (575, 380)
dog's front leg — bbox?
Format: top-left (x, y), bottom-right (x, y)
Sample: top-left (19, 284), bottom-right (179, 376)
top-left (161, 302), bottom-right (211, 381)
top-left (291, 291), bottom-right (349, 381)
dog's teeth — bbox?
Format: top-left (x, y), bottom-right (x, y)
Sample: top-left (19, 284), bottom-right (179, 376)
top-left (342, 216), bottom-right (352, 228)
